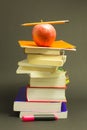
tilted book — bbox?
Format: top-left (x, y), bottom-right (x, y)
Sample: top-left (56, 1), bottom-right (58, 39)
top-left (16, 59), bottom-right (58, 73)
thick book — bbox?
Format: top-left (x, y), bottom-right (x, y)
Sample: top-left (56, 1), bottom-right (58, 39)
top-left (27, 54), bottom-right (67, 66)
top-left (30, 77), bottom-right (66, 87)
top-left (26, 87), bottom-right (67, 101)
top-left (30, 70), bottom-right (66, 87)
top-left (13, 86), bottom-right (66, 112)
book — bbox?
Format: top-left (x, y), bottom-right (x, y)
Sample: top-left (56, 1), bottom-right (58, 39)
top-left (16, 59), bottom-right (58, 73)
top-left (30, 77), bottom-right (66, 87)
top-left (13, 86), bottom-right (66, 112)
top-left (26, 87), bottom-right (67, 101)
top-left (27, 54), bottom-right (67, 66)
top-left (30, 69), bottom-right (66, 87)
top-left (19, 111), bottom-right (68, 119)
top-left (29, 68), bottom-right (66, 78)
top-left (25, 48), bottom-right (61, 55)
top-left (29, 69), bottom-right (70, 85)
top-left (16, 66), bottom-right (57, 74)
top-left (18, 40), bottom-right (76, 51)
top-left (17, 61), bottom-right (66, 77)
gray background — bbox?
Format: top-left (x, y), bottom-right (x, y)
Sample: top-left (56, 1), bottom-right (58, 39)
top-left (0, 0), bottom-right (87, 130)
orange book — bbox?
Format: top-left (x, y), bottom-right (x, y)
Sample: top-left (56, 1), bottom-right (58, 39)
top-left (18, 40), bottom-right (76, 51)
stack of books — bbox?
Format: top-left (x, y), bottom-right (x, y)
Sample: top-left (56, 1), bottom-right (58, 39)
top-left (13, 40), bottom-right (76, 120)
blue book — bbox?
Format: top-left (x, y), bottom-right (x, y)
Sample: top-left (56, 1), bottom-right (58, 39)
top-left (15, 86), bottom-right (27, 101)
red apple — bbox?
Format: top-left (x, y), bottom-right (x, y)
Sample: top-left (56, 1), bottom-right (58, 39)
top-left (32, 24), bottom-right (56, 47)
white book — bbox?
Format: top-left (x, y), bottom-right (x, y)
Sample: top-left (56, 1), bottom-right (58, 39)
top-left (17, 59), bottom-right (58, 69)
top-left (29, 69), bottom-right (66, 78)
top-left (16, 59), bottom-right (58, 73)
top-left (27, 54), bottom-right (67, 66)
top-left (25, 48), bottom-right (61, 55)
top-left (20, 111), bottom-right (68, 119)
top-left (26, 87), bottom-right (66, 101)
top-left (14, 102), bottom-right (62, 112)
top-left (16, 66), bottom-right (57, 74)
top-left (17, 60), bottom-right (66, 78)
top-left (30, 76), bottom-right (66, 87)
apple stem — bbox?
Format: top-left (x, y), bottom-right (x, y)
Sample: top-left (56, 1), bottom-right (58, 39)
top-left (41, 19), bottom-right (43, 23)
